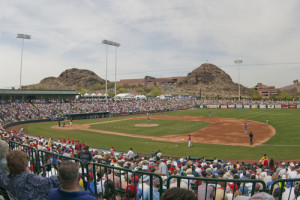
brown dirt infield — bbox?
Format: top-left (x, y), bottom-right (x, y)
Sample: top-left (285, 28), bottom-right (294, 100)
top-left (134, 124), bottom-right (159, 127)
top-left (51, 116), bottom-right (275, 147)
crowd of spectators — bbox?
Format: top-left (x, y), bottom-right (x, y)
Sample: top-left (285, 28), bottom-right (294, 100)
top-left (1, 97), bottom-right (300, 199)
top-left (0, 98), bottom-right (198, 128)
top-left (1, 98), bottom-right (300, 129)
top-left (1, 128), bottom-right (300, 200)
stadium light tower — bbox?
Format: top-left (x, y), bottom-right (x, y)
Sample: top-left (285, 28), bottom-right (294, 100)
top-left (17, 33), bottom-right (31, 90)
top-left (234, 60), bottom-right (243, 101)
top-left (102, 40), bottom-right (120, 99)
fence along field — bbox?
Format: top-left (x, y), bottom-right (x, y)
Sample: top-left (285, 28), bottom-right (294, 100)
top-left (21, 108), bottom-right (300, 161)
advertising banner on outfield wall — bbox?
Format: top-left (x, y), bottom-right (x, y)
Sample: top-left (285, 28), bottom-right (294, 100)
top-left (228, 105), bottom-right (235, 109)
top-left (282, 105), bottom-right (289, 109)
top-left (207, 105), bottom-right (219, 109)
top-left (259, 105), bottom-right (266, 109)
top-left (251, 105), bottom-right (258, 109)
top-left (236, 105), bottom-right (243, 109)
top-left (297, 105), bottom-right (300, 109)
top-left (199, 105), bottom-right (207, 109)
top-left (244, 105), bottom-right (250, 109)
top-left (275, 105), bottom-right (282, 109)
top-left (289, 105), bottom-right (296, 109)
top-left (221, 105), bottom-right (227, 109)
top-left (267, 105), bottom-right (275, 109)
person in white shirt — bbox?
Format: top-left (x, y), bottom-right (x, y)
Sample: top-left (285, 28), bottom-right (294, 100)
top-left (127, 148), bottom-right (134, 159)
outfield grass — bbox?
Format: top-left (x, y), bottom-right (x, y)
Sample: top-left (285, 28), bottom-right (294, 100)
top-left (22, 109), bottom-right (300, 160)
top-left (89, 119), bottom-right (210, 136)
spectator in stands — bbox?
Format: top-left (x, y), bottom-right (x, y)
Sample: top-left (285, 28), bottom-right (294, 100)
top-left (161, 187), bottom-right (197, 200)
top-left (123, 184), bottom-right (139, 200)
top-left (297, 168), bottom-right (300, 178)
top-left (0, 140), bottom-right (9, 200)
top-left (294, 183), bottom-right (300, 200)
top-left (143, 178), bottom-right (161, 200)
top-left (138, 175), bottom-right (150, 196)
top-left (127, 148), bottom-right (134, 159)
top-left (122, 173), bottom-right (132, 190)
top-left (75, 140), bottom-right (82, 153)
top-left (260, 154), bottom-right (269, 167)
top-left (0, 150), bottom-right (60, 200)
top-left (81, 141), bottom-right (86, 147)
top-left (156, 157), bottom-right (169, 177)
top-left (107, 169), bottom-right (121, 190)
top-left (197, 171), bottom-right (215, 200)
top-left (215, 181), bottom-right (228, 200)
top-left (103, 179), bottom-right (116, 200)
top-left (0, 140), bottom-right (8, 171)
top-left (77, 145), bottom-right (92, 167)
top-left (47, 161), bottom-right (97, 200)
top-left (269, 158), bottom-right (275, 171)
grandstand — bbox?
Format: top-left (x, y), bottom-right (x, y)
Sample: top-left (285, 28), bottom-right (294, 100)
top-left (1, 94), bottom-right (300, 199)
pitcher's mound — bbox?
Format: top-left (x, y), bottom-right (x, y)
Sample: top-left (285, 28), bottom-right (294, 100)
top-left (134, 124), bottom-right (159, 127)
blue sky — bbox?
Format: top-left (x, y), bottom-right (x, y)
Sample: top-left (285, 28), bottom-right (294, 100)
top-left (1, 0), bottom-right (300, 89)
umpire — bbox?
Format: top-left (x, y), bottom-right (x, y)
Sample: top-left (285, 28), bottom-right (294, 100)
top-left (249, 131), bottom-right (253, 145)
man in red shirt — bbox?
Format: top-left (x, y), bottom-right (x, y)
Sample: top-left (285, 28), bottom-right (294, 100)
top-left (75, 140), bottom-right (82, 153)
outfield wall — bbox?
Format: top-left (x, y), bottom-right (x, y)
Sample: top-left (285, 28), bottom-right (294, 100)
top-left (195, 104), bottom-right (300, 109)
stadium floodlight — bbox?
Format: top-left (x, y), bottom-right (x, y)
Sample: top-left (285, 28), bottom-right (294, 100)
top-left (234, 60), bottom-right (243, 101)
top-left (102, 40), bottom-right (121, 98)
top-left (17, 33), bottom-right (31, 90)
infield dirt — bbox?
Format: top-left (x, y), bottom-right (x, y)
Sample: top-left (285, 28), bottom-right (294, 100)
top-left (52, 116), bottom-right (275, 147)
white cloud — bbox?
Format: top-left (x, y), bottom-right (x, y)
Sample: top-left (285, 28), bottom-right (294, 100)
top-left (0, 0), bottom-right (300, 89)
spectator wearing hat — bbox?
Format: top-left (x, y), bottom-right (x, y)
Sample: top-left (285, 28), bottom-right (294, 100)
top-left (123, 185), bottom-right (139, 200)
top-left (130, 175), bottom-right (142, 199)
top-left (169, 176), bottom-right (189, 190)
top-left (77, 146), bottom-right (92, 167)
top-left (0, 150), bottom-right (60, 200)
top-left (287, 163), bottom-right (297, 179)
top-left (47, 161), bottom-right (97, 200)
top-left (227, 183), bottom-right (239, 200)
top-left (138, 175), bottom-right (150, 196)
top-left (143, 178), bottom-right (161, 200)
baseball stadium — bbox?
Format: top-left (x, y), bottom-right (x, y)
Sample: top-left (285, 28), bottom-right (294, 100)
top-left (2, 1), bottom-right (300, 199)
top-left (1, 93), bottom-right (300, 200)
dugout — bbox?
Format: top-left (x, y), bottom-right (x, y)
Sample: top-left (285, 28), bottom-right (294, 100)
top-left (66, 112), bottom-right (109, 120)
top-left (0, 89), bottom-right (79, 102)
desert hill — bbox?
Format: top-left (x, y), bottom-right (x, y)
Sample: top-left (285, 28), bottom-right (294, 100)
top-left (280, 84), bottom-right (300, 95)
top-left (24, 64), bottom-right (249, 98)
top-left (173, 63), bottom-right (248, 97)
top-left (24, 68), bottom-right (106, 90)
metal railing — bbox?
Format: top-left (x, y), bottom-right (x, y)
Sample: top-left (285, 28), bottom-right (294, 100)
top-left (167, 175), bottom-right (267, 200)
top-left (3, 140), bottom-right (300, 200)
top-left (89, 162), bottom-right (164, 199)
top-left (269, 178), bottom-right (300, 200)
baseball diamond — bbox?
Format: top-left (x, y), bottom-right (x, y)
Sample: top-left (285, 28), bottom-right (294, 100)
top-left (8, 108), bottom-right (300, 161)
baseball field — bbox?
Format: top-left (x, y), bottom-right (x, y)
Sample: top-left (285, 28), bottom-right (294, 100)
top-left (20, 108), bottom-right (300, 161)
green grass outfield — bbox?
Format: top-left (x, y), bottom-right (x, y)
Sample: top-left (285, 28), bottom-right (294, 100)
top-left (23, 109), bottom-right (300, 160)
